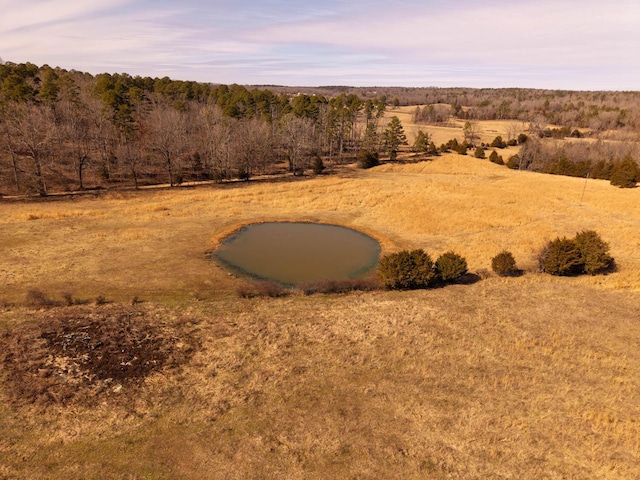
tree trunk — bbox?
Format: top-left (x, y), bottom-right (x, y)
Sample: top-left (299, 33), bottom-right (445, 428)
top-left (32, 154), bottom-right (47, 196)
top-left (10, 151), bottom-right (20, 192)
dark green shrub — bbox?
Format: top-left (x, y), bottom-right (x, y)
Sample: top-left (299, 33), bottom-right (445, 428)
top-left (574, 230), bottom-right (614, 274)
top-left (377, 249), bottom-right (436, 290)
top-left (312, 155), bottom-right (325, 174)
top-left (507, 138), bottom-right (518, 146)
top-left (474, 147), bottom-right (485, 159)
top-left (590, 160), bottom-right (613, 180)
top-left (538, 237), bottom-right (583, 276)
top-left (435, 251), bottom-right (468, 283)
top-left (357, 150), bottom-right (380, 169)
top-left (491, 250), bottom-right (518, 276)
top-left (517, 133), bottom-right (528, 144)
top-left (506, 154), bottom-right (520, 169)
top-left (456, 142), bottom-right (468, 155)
top-left (489, 150), bottom-right (504, 165)
top-left (610, 155), bottom-right (638, 188)
top-left (491, 136), bottom-right (506, 148)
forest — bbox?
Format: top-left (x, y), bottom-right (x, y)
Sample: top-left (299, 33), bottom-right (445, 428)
top-left (1, 61), bottom-right (639, 196)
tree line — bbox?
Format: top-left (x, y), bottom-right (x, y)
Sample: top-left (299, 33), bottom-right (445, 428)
top-left (0, 62), bottom-right (391, 195)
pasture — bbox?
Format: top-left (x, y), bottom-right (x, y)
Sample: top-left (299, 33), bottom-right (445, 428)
top-left (2, 152), bottom-right (640, 478)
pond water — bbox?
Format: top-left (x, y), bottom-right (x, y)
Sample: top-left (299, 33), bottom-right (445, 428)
top-left (214, 222), bottom-right (380, 284)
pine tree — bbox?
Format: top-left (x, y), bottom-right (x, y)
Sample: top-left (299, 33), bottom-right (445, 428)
top-left (383, 116), bottom-right (408, 161)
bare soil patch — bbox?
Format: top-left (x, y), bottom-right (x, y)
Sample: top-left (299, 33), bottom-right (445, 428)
top-left (0, 304), bottom-right (197, 406)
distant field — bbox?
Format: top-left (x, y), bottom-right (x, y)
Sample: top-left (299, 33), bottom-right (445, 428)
top-left (386, 105), bottom-right (528, 146)
top-left (2, 154), bottom-right (640, 478)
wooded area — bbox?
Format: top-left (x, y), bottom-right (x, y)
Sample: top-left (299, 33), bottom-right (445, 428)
top-left (1, 61), bottom-right (639, 195)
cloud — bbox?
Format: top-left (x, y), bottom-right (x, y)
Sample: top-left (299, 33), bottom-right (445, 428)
top-left (0, 0), bottom-right (638, 89)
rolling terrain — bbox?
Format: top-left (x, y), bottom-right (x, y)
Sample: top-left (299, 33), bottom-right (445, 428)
top-left (2, 154), bottom-right (640, 478)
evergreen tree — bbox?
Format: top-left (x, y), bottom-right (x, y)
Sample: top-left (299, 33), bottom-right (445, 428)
top-left (383, 116), bottom-right (408, 161)
top-left (610, 154), bottom-right (639, 188)
top-left (413, 130), bottom-right (430, 153)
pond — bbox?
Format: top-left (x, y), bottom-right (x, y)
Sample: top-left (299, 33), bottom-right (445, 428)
top-left (214, 222), bottom-right (381, 284)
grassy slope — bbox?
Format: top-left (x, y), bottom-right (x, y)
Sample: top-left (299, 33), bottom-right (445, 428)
top-left (2, 283), bottom-right (640, 479)
top-left (1, 153), bottom-right (639, 304)
top-left (2, 155), bottom-right (640, 478)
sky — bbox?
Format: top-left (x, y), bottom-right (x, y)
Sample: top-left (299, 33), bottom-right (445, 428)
top-left (1, 0), bottom-right (639, 90)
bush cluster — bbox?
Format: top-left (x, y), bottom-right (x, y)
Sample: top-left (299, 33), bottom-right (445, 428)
top-left (491, 250), bottom-right (518, 276)
top-left (377, 249), bottom-right (467, 290)
top-left (539, 230), bottom-right (614, 276)
top-left (489, 150), bottom-right (504, 165)
top-left (490, 136), bottom-right (506, 148)
top-left (357, 150), bottom-right (380, 169)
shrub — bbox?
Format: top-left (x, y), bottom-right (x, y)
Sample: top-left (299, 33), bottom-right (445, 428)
top-left (25, 289), bottom-right (56, 308)
top-left (506, 154), bottom-right (520, 169)
top-left (435, 252), bottom-right (468, 283)
top-left (507, 138), bottom-right (518, 146)
top-left (539, 231), bottom-right (615, 276)
top-left (610, 155), bottom-right (638, 188)
top-left (94, 295), bottom-right (108, 305)
top-left (517, 133), bottom-right (528, 144)
top-left (538, 237), bottom-right (583, 276)
top-left (377, 249), bottom-right (436, 290)
top-left (590, 160), bottom-right (613, 180)
top-left (474, 147), bottom-right (485, 159)
top-left (491, 136), bottom-right (506, 148)
top-left (312, 155), bottom-right (325, 175)
top-left (491, 250), bottom-right (518, 276)
top-left (456, 142), bottom-right (469, 155)
top-left (489, 150), bottom-right (504, 165)
top-left (574, 230), bottom-right (614, 274)
top-left (357, 150), bottom-right (380, 169)
top-left (61, 291), bottom-right (75, 306)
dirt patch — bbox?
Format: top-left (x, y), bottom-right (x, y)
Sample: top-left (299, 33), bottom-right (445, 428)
top-left (0, 304), bottom-right (197, 406)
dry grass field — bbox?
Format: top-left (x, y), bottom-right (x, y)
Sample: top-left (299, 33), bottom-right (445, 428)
top-left (2, 153), bottom-right (640, 478)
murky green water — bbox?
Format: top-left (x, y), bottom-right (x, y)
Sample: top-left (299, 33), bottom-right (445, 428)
top-left (214, 222), bottom-right (380, 284)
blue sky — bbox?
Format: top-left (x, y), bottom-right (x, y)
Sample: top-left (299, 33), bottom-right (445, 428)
top-left (1, 0), bottom-right (639, 89)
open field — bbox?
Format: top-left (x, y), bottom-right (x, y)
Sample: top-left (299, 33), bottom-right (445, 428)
top-left (2, 153), bottom-right (640, 304)
top-left (2, 155), bottom-right (640, 478)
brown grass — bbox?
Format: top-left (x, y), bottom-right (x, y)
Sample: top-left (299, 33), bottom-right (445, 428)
top-left (2, 153), bottom-right (640, 478)
top-left (1, 154), bottom-right (640, 304)
top-left (1, 282), bottom-right (640, 478)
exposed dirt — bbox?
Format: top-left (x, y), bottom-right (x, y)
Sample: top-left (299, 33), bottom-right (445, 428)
top-left (0, 304), bottom-right (197, 406)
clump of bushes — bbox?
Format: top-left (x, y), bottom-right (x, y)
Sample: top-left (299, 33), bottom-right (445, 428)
top-left (610, 154), bottom-right (639, 188)
top-left (474, 147), bottom-right (485, 159)
top-left (378, 249), bottom-right (436, 290)
top-left (435, 252), bottom-right (468, 283)
top-left (377, 249), bottom-right (468, 290)
top-left (538, 230), bottom-right (614, 276)
top-left (490, 136), bottom-right (506, 148)
top-left (489, 150), bottom-right (504, 165)
top-left (357, 150), bottom-right (380, 169)
top-left (491, 250), bottom-right (518, 276)
top-left (506, 154), bottom-right (520, 169)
